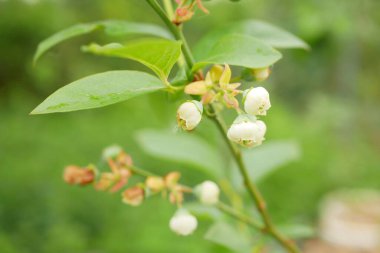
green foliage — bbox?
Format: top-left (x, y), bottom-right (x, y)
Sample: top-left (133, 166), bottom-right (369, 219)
top-left (192, 34), bottom-right (282, 71)
top-left (241, 140), bottom-right (301, 183)
top-left (33, 20), bottom-right (172, 64)
top-left (2, 0), bottom-right (380, 252)
top-left (31, 71), bottom-right (164, 114)
top-left (136, 129), bottom-right (225, 179)
top-left (277, 224), bottom-right (316, 239)
top-left (194, 19), bottom-right (309, 60)
top-left (82, 39), bottom-right (182, 81)
top-left (204, 222), bottom-right (253, 253)
top-left (184, 203), bottom-right (222, 220)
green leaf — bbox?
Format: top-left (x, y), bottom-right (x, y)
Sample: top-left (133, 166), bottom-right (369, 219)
top-left (192, 34), bottom-right (282, 71)
top-left (231, 140), bottom-right (301, 188)
top-left (34, 20), bottom-right (172, 64)
top-left (278, 224), bottom-right (316, 239)
top-left (82, 39), bottom-right (182, 80)
top-left (31, 71), bottom-right (164, 114)
top-left (243, 140), bottom-right (301, 182)
top-left (193, 19), bottom-right (309, 59)
top-left (204, 222), bottom-right (252, 253)
top-left (184, 203), bottom-right (222, 220)
top-left (135, 130), bottom-right (224, 179)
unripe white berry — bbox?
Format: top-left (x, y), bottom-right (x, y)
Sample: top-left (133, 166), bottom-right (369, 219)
top-left (197, 180), bottom-right (220, 205)
top-left (243, 87), bottom-right (271, 116)
top-left (177, 100), bottom-right (203, 131)
top-left (169, 210), bottom-right (198, 236)
top-left (227, 115), bottom-right (267, 147)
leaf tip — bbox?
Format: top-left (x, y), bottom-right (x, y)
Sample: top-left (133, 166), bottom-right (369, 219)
top-left (29, 108), bottom-right (41, 115)
top-left (32, 54), bottom-right (39, 66)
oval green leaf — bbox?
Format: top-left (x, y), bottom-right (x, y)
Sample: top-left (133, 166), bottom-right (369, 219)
top-left (34, 20), bottom-right (172, 64)
top-left (193, 19), bottom-right (309, 59)
top-left (31, 71), bottom-right (164, 114)
top-left (135, 129), bottom-right (224, 179)
top-left (192, 34), bottom-right (282, 71)
top-left (82, 39), bottom-right (182, 80)
top-left (231, 140), bottom-right (301, 190)
top-left (243, 140), bottom-right (301, 182)
top-left (205, 222), bottom-right (253, 253)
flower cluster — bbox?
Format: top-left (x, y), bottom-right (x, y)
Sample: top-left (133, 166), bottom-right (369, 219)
top-left (63, 146), bottom-right (220, 236)
top-left (173, 0), bottom-right (209, 25)
top-left (177, 64), bottom-right (272, 148)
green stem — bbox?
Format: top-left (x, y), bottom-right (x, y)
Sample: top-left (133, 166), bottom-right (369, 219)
top-left (146, 1), bottom-right (301, 252)
top-left (162, 0), bottom-right (187, 69)
top-left (217, 201), bottom-right (262, 230)
top-left (130, 165), bottom-right (155, 177)
top-left (132, 165), bottom-right (260, 228)
top-left (209, 107), bottom-right (300, 253)
top-left (145, 0), bottom-right (195, 70)
top-left (162, 0), bottom-right (175, 20)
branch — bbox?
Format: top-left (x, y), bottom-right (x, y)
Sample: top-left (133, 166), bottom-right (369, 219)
top-left (145, 1), bottom-right (301, 252)
top-left (145, 0), bottom-right (194, 69)
top-left (131, 165), bottom-right (263, 232)
top-left (208, 106), bottom-right (300, 253)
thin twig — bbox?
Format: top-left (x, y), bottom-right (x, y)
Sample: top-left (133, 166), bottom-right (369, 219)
top-left (208, 106), bottom-right (300, 253)
top-left (216, 201), bottom-right (263, 230)
top-left (145, 0), bottom-right (194, 69)
top-left (131, 165), bottom-right (263, 230)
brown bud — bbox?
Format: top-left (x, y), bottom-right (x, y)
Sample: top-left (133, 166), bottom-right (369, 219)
top-left (146, 176), bottom-right (165, 193)
top-left (223, 93), bottom-right (239, 109)
top-left (109, 169), bottom-right (132, 193)
top-left (169, 189), bottom-right (184, 205)
top-left (165, 172), bottom-right (181, 189)
top-left (174, 7), bottom-right (194, 24)
top-left (122, 186), bottom-right (145, 206)
top-left (116, 151), bottom-right (133, 168)
top-left (94, 172), bottom-right (116, 191)
top-left (63, 165), bottom-right (95, 186)
top-left (201, 90), bottom-right (216, 105)
top-left (176, 7), bottom-right (189, 17)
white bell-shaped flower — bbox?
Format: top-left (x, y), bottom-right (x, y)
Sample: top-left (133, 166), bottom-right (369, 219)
top-left (177, 100), bottom-right (203, 131)
top-left (243, 87), bottom-right (271, 116)
top-left (169, 210), bottom-right (198, 236)
top-left (196, 180), bottom-right (220, 205)
top-left (227, 115), bottom-right (267, 147)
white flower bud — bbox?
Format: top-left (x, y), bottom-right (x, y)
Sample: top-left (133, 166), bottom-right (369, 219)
top-left (252, 67), bottom-right (271, 82)
top-left (196, 180), bottom-right (220, 205)
top-left (177, 100), bottom-right (203, 131)
top-left (102, 145), bottom-right (122, 160)
top-left (243, 87), bottom-right (271, 116)
top-left (169, 210), bottom-right (198, 236)
top-left (227, 115), bottom-right (267, 147)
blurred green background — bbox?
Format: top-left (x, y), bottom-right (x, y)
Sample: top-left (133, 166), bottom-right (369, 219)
top-left (1, 0), bottom-right (380, 252)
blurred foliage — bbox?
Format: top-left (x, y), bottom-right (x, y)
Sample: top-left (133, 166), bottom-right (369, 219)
top-left (1, 0), bottom-right (380, 252)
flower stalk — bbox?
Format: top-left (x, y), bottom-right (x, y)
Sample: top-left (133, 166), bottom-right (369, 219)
top-left (129, 164), bottom-right (263, 231)
top-left (145, 0), bottom-right (301, 252)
